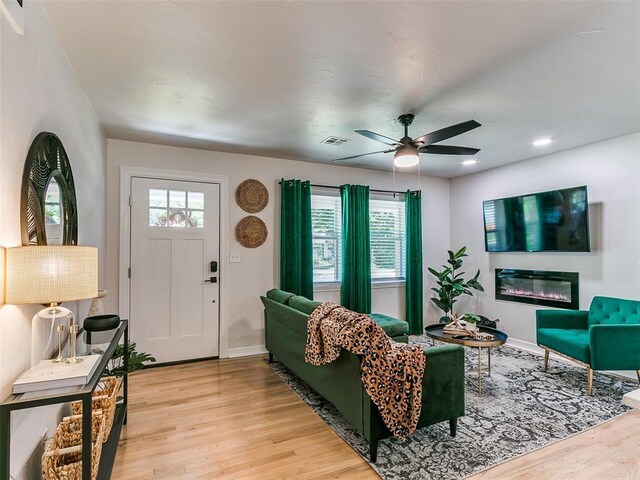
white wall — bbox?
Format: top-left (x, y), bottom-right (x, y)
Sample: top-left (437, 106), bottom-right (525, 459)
top-left (0, 1), bottom-right (106, 477)
top-left (106, 139), bottom-right (450, 350)
top-left (450, 133), bottom-right (640, 344)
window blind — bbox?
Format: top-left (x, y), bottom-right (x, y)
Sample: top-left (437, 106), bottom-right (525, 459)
top-left (370, 196), bottom-right (405, 281)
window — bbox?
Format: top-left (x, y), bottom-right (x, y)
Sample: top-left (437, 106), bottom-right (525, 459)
top-left (311, 193), bottom-right (341, 283)
top-left (149, 189), bottom-right (204, 228)
top-left (370, 197), bottom-right (405, 281)
top-left (310, 190), bottom-right (406, 284)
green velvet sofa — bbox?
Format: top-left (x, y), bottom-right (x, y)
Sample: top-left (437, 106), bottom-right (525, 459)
top-left (536, 296), bottom-right (640, 395)
top-left (261, 288), bottom-right (465, 462)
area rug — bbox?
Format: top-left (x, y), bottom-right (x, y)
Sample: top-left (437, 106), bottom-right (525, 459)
top-left (269, 336), bottom-right (637, 479)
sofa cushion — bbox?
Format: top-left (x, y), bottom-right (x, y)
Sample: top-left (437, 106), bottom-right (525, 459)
top-left (588, 296), bottom-right (640, 326)
top-left (289, 296), bottom-right (322, 315)
top-left (537, 328), bottom-right (591, 364)
top-left (369, 313), bottom-right (409, 338)
top-left (266, 288), bottom-right (295, 305)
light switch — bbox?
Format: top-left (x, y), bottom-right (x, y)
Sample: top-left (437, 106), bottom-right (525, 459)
top-left (230, 252), bottom-right (241, 263)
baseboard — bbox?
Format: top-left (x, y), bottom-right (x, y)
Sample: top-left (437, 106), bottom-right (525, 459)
top-left (506, 337), bottom-right (638, 382)
top-left (506, 338), bottom-right (554, 357)
top-left (228, 345), bottom-right (268, 358)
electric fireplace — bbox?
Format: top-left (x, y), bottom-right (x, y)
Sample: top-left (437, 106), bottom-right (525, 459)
top-left (495, 269), bottom-right (579, 310)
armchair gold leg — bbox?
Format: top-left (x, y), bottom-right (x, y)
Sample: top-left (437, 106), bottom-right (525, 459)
top-left (543, 349), bottom-right (549, 372)
top-left (637, 370), bottom-right (640, 384)
top-left (588, 368), bottom-right (594, 396)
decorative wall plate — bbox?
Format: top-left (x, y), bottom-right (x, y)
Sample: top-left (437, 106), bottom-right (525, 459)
top-left (235, 216), bottom-right (268, 248)
top-left (236, 179), bottom-right (269, 213)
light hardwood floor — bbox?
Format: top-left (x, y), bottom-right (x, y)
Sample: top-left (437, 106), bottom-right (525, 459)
top-left (113, 355), bottom-right (640, 479)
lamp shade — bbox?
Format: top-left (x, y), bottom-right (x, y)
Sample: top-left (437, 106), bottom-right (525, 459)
top-left (393, 145), bottom-right (420, 168)
top-left (5, 246), bottom-right (98, 305)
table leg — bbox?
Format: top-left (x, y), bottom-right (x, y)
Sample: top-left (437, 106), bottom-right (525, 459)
top-left (478, 347), bottom-right (482, 395)
top-left (488, 347), bottom-right (492, 376)
top-left (0, 408), bottom-right (10, 480)
top-left (82, 395), bottom-right (92, 480)
top-left (124, 322), bottom-right (129, 425)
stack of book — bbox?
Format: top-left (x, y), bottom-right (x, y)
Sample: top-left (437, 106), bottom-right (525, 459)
top-left (12, 355), bottom-right (101, 394)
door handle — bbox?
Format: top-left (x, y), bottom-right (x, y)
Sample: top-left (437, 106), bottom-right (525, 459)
top-left (204, 276), bottom-right (217, 283)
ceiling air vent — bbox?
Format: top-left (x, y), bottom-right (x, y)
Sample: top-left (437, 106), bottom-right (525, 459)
top-left (321, 136), bottom-right (349, 146)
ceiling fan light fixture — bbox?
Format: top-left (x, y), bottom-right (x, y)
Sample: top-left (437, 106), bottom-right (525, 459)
top-left (393, 145), bottom-right (419, 168)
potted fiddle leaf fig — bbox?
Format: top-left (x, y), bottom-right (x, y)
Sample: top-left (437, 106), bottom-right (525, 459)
top-left (428, 246), bottom-right (484, 323)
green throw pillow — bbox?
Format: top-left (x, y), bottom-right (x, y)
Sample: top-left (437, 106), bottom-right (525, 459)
top-left (266, 288), bottom-right (295, 305)
top-left (289, 296), bottom-right (322, 315)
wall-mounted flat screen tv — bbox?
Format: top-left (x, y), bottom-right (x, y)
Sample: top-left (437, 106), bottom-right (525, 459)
top-left (483, 186), bottom-right (590, 252)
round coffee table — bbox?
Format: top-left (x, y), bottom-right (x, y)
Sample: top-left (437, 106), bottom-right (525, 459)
top-left (424, 324), bottom-right (508, 395)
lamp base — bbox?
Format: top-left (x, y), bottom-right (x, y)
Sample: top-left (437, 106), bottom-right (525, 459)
top-left (37, 306), bottom-right (71, 320)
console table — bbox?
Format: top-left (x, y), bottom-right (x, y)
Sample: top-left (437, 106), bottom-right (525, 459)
top-left (0, 320), bottom-right (128, 480)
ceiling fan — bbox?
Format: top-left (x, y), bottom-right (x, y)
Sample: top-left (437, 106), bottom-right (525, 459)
top-left (333, 114), bottom-right (481, 167)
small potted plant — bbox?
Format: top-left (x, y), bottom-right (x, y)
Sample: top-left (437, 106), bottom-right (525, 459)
top-left (104, 342), bottom-right (156, 377)
top-left (428, 246), bottom-right (484, 324)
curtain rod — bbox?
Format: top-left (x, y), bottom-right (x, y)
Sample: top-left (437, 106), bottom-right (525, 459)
top-left (279, 180), bottom-right (407, 196)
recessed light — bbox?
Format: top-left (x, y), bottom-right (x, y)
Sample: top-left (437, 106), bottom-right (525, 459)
top-left (462, 159), bottom-right (477, 166)
top-left (532, 138), bottom-right (553, 147)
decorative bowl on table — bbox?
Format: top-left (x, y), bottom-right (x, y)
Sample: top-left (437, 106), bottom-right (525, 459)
top-left (83, 314), bottom-right (120, 332)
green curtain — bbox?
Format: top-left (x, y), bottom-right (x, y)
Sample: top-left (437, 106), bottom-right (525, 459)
top-left (405, 190), bottom-right (423, 334)
top-left (280, 179), bottom-right (313, 299)
top-left (340, 184), bottom-right (371, 313)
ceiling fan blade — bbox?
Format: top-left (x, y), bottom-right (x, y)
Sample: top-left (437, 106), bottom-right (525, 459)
top-left (414, 120), bottom-right (481, 146)
top-left (332, 149), bottom-right (395, 162)
top-left (355, 130), bottom-right (402, 146)
top-left (419, 145), bottom-right (480, 155)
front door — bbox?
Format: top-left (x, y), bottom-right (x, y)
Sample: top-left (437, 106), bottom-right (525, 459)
top-left (130, 177), bottom-right (220, 363)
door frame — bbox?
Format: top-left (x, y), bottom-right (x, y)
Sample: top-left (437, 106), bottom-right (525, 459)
top-left (119, 166), bottom-right (230, 358)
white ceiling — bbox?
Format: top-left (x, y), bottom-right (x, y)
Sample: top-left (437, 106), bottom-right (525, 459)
top-left (43, 1), bottom-right (640, 178)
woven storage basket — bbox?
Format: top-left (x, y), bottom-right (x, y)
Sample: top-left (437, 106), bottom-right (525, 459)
top-left (72, 376), bottom-right (122, 441)
top-left (42, 411), bottom-right (106, 480)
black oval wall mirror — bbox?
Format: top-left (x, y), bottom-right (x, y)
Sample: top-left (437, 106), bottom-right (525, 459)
top-left (20, 132), bottom-right (78, 245)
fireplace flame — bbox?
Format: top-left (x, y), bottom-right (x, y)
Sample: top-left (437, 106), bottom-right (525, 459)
top-left (502, 288), bottom-right (570, 303)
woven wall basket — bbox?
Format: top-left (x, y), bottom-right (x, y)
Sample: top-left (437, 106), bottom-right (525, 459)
top-left (236, 179), bottom-right (269, 213)
top-left (236, 216), bottom-right (268, 248)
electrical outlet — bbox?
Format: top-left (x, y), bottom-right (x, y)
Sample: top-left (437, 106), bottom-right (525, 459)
top-left (230, 252), bottom-right (241, 263)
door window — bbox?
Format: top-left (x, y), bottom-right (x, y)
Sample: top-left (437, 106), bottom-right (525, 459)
top-left (148, 189), bottom-right (204, 228)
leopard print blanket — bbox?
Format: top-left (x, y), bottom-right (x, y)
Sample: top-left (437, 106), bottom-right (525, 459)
top-left (304, 302), bottom-right (426, 437)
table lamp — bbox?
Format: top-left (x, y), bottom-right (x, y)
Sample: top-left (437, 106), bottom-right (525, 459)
top-left (5, 246), bottom-right (98, 363)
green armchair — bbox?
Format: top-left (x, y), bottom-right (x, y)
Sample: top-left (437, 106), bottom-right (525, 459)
top-left (536, 296), bottom-right (640, 395)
